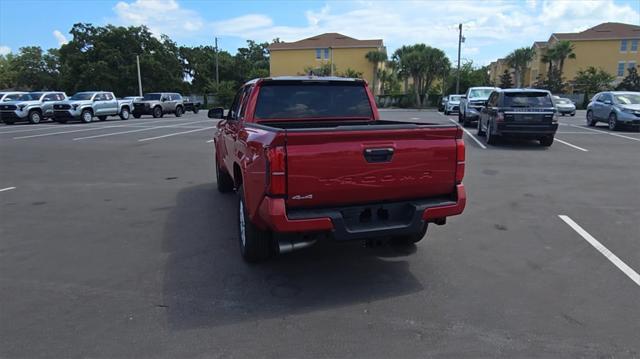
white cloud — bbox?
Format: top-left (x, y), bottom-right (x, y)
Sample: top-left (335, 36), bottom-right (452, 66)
top-left (113, 0), bottom-right (204, 38)
top-left (53, 30), bottom-right (68, 46)
top-left (0, 45), bottom-right (10, 56)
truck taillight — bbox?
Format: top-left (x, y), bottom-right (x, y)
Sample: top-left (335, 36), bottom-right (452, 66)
top-left (266, 146), bottom-right (286, 196)
top-left (455, 139), bottom-right (465, 184)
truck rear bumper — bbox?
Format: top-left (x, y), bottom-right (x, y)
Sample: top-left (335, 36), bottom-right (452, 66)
top-left (257, 185), bottom-right (466, 240)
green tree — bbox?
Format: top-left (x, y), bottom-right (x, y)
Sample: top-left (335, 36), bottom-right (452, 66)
top-left (0, 54), bottom-right (17, 89)
top-left (9, 46), bottom-right (59, 90)
top-left (444, 61), bottom-right (489, 95)
top-left (573, 66), bottom-right (614, 106)
top-left (340, 68), bottom-right (363, 78)
top-left (302, 63), bottom-right (335, 76)
top-left (506, 46), bottom-right (535, 87)
top-left (402, 44), bottom-right (450, 106)
top-left (551, 40), bottom-right (576, 79)
top-left (365, 50), bottom-right (387, 95)
top-left (499, 69), bottom-right (513, 88)
top-left (616, 66), bottom-right (640, 91)
top-left (391, 45), bottom-right (412, 93)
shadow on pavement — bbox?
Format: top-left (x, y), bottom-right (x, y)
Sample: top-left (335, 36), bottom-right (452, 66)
top-left (162, 184), bottom-right (424, 330)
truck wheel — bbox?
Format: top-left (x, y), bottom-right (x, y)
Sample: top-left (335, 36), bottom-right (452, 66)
top-left (152, 106), bottom-right (163, 118)
top-left (586, 110), bottom-right (596, 127)
top-left (98, 116), bottom-right (107, 121)
top-left (175, 106), bottom-right (183, 117)
top-left (193, 107), bottom-right (199, 114)
top-left (119, 107), bottom-right (130, 120)
top-left (81, 109), bottom-right (93, 123)
top-left (28, 110), bottom-right (42, 124)
top-left (393, 224), bottom-right (428, 245)
top-left (237, 186), bottom-right (272, 262)
top-left (539, 136), bottom-right (554, 147)
top-left (458, 111), bottom-right (464, 123)
top-left (216, 157), bottom-right (234, 193)
top-left (608, 113), bottom-right (619, 131)
top-left (133, 113), bottom-right (141, 119)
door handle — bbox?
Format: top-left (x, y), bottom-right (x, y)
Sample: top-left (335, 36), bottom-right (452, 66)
top-left (364, 148), bottom-right (394, 163)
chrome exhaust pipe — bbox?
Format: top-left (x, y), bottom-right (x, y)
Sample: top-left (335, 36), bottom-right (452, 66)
top-left (278, 239), bottom-right (317, 254)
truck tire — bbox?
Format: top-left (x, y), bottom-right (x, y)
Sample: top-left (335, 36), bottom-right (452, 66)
top-left (98, 116), bottom-right (107, 121)
top-left (477, 118), bottom-right (485, 136)
top-left (393, 224), bottom-right (428, 245)
top-left (458, 111), bottom-right (464, 123)
top-left (193, 107), bottom-right (199, 114)
top-left (119, 107), bottom-right (130, 120)
top-left (216, 157), bottom-right (234, 193)
top-left (81, 109), bottom-right (93, 123)
top-left (540, 136), bottom-right (554, 147)
top-left (28, 110), bottom-right (42, 124)
top-left (237, 186), bottom-right (272, 262)
top-left (175, 106), bottom-right (183, 117)
top-left (152, 106), bottom-right (163, 118)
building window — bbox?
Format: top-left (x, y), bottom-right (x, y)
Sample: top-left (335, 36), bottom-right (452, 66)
top-left (324, 48), bottom-right (329, 59)
top-left (628, 61), bottom-right (637, 71)
top-left (631, 39), bottom-right (638, 52)
top-left (315, 48), bottom-right (321, 59)
top-left (620, 39), bottom-right (627, 52)
top-left (617, 61), bottom-right (626, 76)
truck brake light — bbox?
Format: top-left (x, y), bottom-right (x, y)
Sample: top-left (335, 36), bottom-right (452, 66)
top-left (455, 139), bottom-right (465, 184)
top-left (266, 146), bottom-right (286, 196)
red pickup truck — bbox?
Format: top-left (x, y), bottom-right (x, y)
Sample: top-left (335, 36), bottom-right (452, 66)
top-left (209, 77), bottom-right (466, 262)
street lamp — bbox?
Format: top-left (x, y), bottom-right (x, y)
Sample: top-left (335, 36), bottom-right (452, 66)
top-left (136, 50), bottom-right (155, 96)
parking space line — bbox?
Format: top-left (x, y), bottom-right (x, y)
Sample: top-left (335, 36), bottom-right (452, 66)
top-left (206, 139), bottom-right (214, 143)
top-left (138, 126), bottom-right (216, 142)
top-left (73, 120), bottom-right (209, 140)
top-left (0, 124), bottom-right (67, 134)
top-left (555, 138), bottom-right (588, 152)
top-left (13, 124), bottom-right (133, 139)
top-left (559, 215), bottom-right (640, 287)
top-left (446, 118), bottom-right (487, 149)
top-left (0, 186), bottom-right (16, 192)
top-left (555, 131), bottom-right (600, 135)
top-left (570, 125), bottom-right (640, 142)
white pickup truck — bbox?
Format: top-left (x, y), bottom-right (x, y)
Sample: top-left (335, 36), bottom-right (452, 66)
top-left (459, 86), bottom-right (499, 127)
top-left (52, 91), bottom-right (132, 123)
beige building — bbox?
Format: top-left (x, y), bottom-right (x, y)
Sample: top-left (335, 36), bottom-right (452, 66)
top-left (268, 33), bottom-right (385, 86)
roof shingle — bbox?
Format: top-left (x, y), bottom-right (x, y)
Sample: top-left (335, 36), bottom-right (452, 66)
top-left (269, 33), bottom-right (383, 51)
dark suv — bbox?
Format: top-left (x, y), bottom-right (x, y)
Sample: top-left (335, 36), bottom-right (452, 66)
top-left (476, 89), bottom-right (558, 146)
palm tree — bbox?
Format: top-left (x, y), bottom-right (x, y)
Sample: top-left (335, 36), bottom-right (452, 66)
top-left (392, 46), bottom-right (412, 93)
top-left (365, 50), bottom-right (387, 95)
top-left (506, 47), bottom-right (536, 87)
top-left (540, 47), bottom-right (555, 79)
top-left (552, 40), bottom-right (576, 78)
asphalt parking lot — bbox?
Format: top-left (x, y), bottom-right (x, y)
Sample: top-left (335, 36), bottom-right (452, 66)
top-left (1, 109), bottom-right (639, 358)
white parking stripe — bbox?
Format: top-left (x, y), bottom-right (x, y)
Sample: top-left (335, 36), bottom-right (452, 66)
top-left (13, 124), bottom-right (133, 139)
top-left (570, 124), bottom-right (640, 142)
top-left (0, 187), bottom-right (16, 192)
top-left (0, 124), bottom-right (66, 134)
top-left (446, 118), bottom-right (487, 149)
top-left (206, 139), bottom-right (214, 143)
top-left (559, 215), bottom-right (640, 287)
top-left (555, 138), bottom-right (588, 152)
top-left (73, 120), bottom-right (209, 140)
top-left (137, 126), bottom-right (216, 142)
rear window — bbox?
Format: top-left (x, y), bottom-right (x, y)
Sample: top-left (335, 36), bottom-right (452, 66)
top-left (255, 82), bottom-right (373, 119)
top-left (503, 92), bottom-right (553, 107)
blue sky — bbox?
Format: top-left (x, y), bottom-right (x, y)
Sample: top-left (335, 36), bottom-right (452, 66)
top-left (1, 0), bottom-right (639, 66)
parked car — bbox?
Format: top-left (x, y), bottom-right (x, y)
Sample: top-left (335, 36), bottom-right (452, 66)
top-left (586, 91), bottom-right (640, 131)
top-left (459, 86), bottom-right (499, 127)
top-left (183, 97), bottom-right (201, 114)
top-left (0, 91), bottom-right (67, 125)
top-left (554, 97), bottom-right (576, 116)
top-left (132, 93), bottom-right (184, 118)
top-left (439, 96), bottom-right (448, 112)
top-left (0, 92), bottom-right (27, 102)
top-left (476, 88), bottom-right (558, 146)
top-left (53, 91), bottom-right (132, 123)
top-left (444, 94), bottom-right (464, 115)
top-left (211, 77), bottom-right (466, 262)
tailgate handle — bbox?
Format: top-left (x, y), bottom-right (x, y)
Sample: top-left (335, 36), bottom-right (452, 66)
top-left (364, 148), bottom-right (394, 163)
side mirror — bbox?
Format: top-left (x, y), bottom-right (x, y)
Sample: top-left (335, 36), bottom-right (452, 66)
top-left (461, 95), bottom-right (467, 99)
top-left (208, 107), bottom-right (224, 119)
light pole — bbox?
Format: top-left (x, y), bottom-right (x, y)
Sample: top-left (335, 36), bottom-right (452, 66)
top-left (136, 55), bottom-right (143, 97)
top-left (456, 23), bottom-right (462, 94)
top-left (214, 37), bottom-right (219, 86)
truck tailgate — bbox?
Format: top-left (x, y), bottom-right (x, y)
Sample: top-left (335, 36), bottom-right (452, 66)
top-left (284, 126), bottom-right (460, 208)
